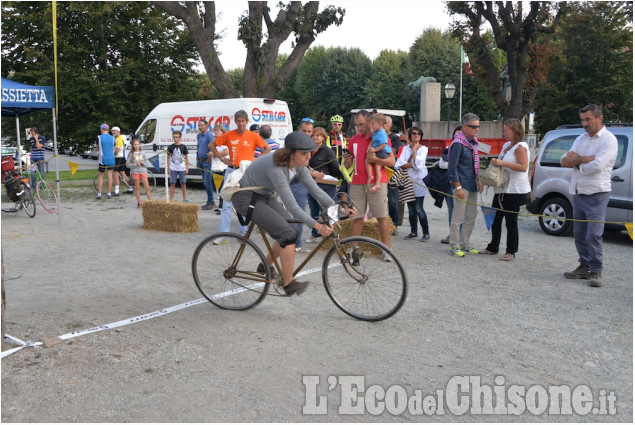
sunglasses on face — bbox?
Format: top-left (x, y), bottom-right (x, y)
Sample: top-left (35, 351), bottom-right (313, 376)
top-left (465, 124), bottom-right (480, 129)
top-left (410, 132), bottom-right (422, 136)
top-left (301, 118), bottom-right (315, 124)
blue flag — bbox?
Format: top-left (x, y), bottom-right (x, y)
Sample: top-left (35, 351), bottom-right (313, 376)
top-left (481, 206), bottom-right (496, 231)
top-left (148, 154), bottom-right (160, 171)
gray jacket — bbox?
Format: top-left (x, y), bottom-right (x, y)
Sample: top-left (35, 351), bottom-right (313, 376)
top-left (240, 154), bottom-right (335, 227)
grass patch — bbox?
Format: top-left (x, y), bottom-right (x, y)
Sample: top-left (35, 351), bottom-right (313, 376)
top-left (41, 170), bottom-right (95, 181)
top-left (144, 368), bottom-right (154, 373)
top-left (66, 321), bottom-right (83, 329)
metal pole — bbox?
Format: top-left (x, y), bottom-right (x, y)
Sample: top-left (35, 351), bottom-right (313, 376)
top-left (53, 108), bottom-right (61, 225)
top-left (446, 99), bottom-right (451, 138)
top-left (164, 151), bottom-right (169, 202)
top-left (459, 46), bottom-right (464, 121)
top-left (15, 117), bottom-right (23, 175)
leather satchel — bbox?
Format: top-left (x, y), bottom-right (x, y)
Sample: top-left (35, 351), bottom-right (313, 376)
top-left (480, 161), bottom-right (505, 188)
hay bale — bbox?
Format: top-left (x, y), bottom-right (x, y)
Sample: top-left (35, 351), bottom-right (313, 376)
top-left (321, 218), bottom-right (395, 256)
top-left (142, 200), bottom-right (199, 233)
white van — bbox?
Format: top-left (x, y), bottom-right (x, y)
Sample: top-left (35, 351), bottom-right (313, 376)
top-left (134, 98), bottom-right (293, 178)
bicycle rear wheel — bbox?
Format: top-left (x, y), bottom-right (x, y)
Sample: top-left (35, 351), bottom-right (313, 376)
top-left (36, 180), bottom-right (59, 213)
top-left (323, 236), bottom-right (407, 321)
top-left (192, 233), bottom-right (270, 310)
top-left (146, 169), bottom-right (156, 193)
top-left (20, 184), bottom-right (36, 218)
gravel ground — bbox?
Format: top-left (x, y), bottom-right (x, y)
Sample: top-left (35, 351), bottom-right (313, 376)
top-left (1, 182), bottom-right (632, 422)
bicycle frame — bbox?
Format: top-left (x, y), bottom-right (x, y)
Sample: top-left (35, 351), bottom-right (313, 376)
top-left (240, 217), bottom-right (355, 283)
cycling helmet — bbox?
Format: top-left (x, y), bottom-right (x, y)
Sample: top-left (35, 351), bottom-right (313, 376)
top-left (330, 115), bottom-right (344, 123)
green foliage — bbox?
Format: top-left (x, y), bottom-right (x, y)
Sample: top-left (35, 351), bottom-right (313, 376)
top-left (408, 28), bottom-right (498, 120)
top-left (364, 50), bottom-right (414, 111)
top-left (1, 1), bottom-right (200, 151)
top-left (288, 47), bottom-right (371, 127)
top-left (534, 1), bottom-right (633, 134)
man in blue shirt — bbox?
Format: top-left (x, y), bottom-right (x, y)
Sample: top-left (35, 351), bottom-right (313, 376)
top-left (197, 119), bottom-right (215, 210)
top-left (96, 123), bottom-right (115, 199)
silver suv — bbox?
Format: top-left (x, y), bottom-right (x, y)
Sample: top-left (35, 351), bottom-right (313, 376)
top-left (527, 124), bottom-right (633, 236)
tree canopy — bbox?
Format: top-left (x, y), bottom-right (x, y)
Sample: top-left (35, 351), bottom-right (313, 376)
top-left (533, 1), bottom-right (633, 134)
top-left (155, 1), bottom-right (345, 98)
top-left (1, 1), bottom-right (200, 150)
top-left (447, 1), bottom-right (567, 121)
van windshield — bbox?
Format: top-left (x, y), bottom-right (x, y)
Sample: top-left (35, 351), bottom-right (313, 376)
top-left (138, 119), bottom-right (156, 144)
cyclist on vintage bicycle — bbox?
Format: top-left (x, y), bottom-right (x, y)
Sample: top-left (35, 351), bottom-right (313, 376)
top-left (232, 131), bottom-right (355, 296)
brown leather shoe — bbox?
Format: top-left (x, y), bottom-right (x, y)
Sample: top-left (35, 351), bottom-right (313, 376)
top-left (589, 272), bottom-right (603, 287)
top-left (283, 279), bottom-right (308, 296)
top-left (564, 264), bottom-right (590, 280)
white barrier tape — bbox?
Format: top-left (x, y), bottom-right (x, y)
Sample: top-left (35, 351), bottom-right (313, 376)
top-left (296, 262), bottom-right (341, 278)
top-left (212, 282), bottom-right (264, 299)
top-left (2, 263), bottom-right (333, 358)
top-left (1, 346), bottom-right (25, 359)
top-left (2, 334), bottom-right (43, 359)
top-left (4, 334), bottom-right (27, 346)
top-left (58, 298), bottom-right (208, 340)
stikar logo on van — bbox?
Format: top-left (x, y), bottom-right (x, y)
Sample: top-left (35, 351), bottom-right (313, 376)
top-left (251, 107), bottom-right (286, 123)
top-left (170, 115), bottom-right (231, 133)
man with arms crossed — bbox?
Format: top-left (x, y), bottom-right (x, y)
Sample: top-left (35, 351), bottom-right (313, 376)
top-left (561, 104), bottom-right (618, 287)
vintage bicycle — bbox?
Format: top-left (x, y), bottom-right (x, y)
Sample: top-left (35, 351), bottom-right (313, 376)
top-left (192, 199), bottom-right (407, 321)
top-left (29, 160), bottom-right (59, 213)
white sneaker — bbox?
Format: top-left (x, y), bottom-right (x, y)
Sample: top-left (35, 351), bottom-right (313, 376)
top-left (212, 237), bottom-right (228, 245)
top-left (305, 236), bottom-right (320, 244)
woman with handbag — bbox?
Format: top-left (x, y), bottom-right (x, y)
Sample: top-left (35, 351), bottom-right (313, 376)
top-left (396, 126), bottom-right (430, 241)
top-left (479, 118), bottom-right (531, 261)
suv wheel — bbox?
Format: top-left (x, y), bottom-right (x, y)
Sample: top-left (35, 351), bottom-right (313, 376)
top-left (539, 197), bottom-right (573, 236)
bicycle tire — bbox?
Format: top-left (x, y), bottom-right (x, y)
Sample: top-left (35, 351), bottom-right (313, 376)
top-left (192, 232), bottom-right (270, 310)
top-left (20, 184), bottom-right (36, 218)
top-left (36, 180), bottom-right (59, 213)
top-left (146, 169), bottom-right (156, 193)
top-left (322, 236), bottom-right (407, 321)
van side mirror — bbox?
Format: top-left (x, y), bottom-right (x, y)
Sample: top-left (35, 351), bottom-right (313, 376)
top-left (140, 134), bottom-right (147, 143)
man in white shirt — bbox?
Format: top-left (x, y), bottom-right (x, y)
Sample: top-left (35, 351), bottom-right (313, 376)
top-left (561, 104), bottom-right (618, 287)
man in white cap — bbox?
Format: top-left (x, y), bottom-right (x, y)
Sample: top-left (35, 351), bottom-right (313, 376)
top-left (111, 126), bottom-right (133, 196)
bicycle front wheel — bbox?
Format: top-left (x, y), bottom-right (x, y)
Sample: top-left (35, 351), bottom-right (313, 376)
top-left (192, 233), bottom-right (270, 310)
top-left (20, 184), bottom-right (36, 218)
top-left (36, 180), bottom-right (59, 213)
top-left (323, 236), bottom-right (407, 321)
top-left (146, 169), bottom-right (156, 193)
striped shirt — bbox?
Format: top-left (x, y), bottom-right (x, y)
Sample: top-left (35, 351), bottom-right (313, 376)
top-left (30, 135), bottom-right (46, 162)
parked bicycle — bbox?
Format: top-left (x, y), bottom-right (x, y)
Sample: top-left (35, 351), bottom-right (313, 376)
top-left (192, 199), bottom-right (407, 321)
top-left (2, 168), bottom-right (36, 218)
top-left (29, 160), bottom-right (59, 213)
top-left (93, 168), bottom-right (156, 194)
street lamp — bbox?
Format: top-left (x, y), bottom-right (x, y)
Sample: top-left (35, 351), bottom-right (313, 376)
top-left (444, 81), bottom-right (456, 138)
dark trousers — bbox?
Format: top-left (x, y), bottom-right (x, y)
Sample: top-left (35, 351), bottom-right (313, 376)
top-left (407, 196), bottom-right (429, 236)
top-left (486, 193), bottom-right (523, 255)
top-left (388, 186), bottom-right (399, 226)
